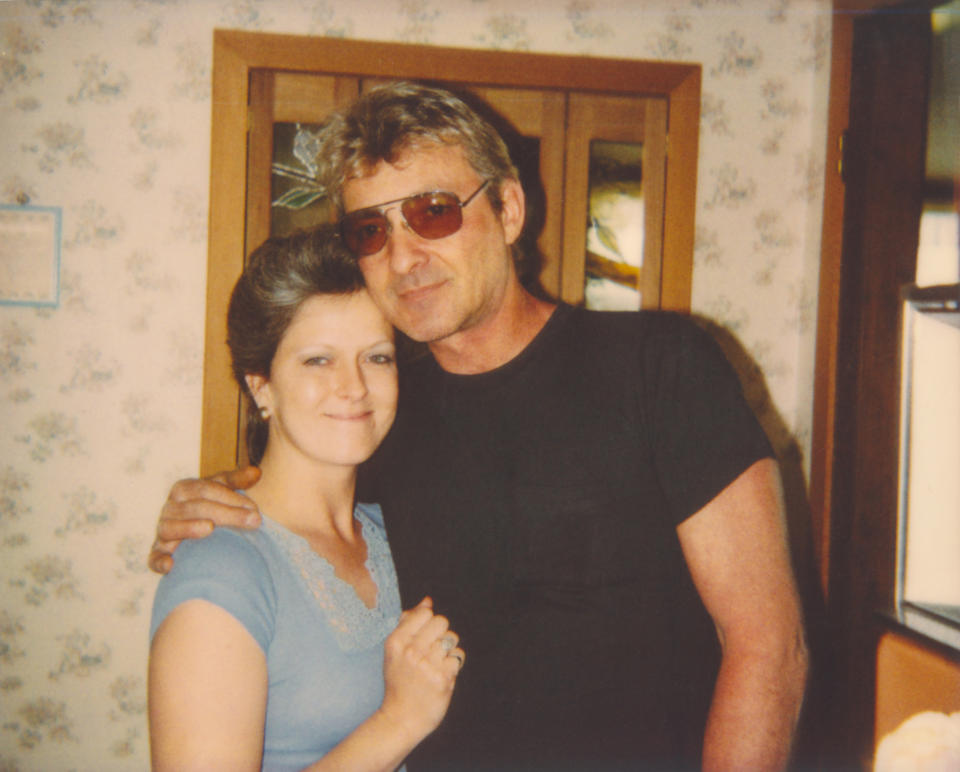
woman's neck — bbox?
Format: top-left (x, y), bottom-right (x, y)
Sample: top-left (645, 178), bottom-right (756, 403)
top-left (249, 446), bottom-right (379, 609)
top-left (247, 449), bottom-right (359, 543)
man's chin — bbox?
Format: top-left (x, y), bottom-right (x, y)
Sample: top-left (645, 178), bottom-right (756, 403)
top-left (395, 314), bottom-right (457, 345)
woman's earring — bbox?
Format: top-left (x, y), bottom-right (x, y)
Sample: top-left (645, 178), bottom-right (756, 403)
top-left (259, 406), bottom-right (270, 420)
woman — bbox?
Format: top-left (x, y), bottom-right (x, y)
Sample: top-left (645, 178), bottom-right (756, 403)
top-left (148, 225), bottom-right (464, 771)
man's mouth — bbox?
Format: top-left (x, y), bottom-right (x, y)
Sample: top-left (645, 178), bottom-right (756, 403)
top-left (396, 280), bottom-right (446, 304)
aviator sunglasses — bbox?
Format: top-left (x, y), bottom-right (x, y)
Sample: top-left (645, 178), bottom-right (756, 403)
top-left (340, 180), bottom-right (491, 258)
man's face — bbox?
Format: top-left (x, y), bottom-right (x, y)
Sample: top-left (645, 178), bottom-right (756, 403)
top-left (341, 143), bottom-right (524, 344)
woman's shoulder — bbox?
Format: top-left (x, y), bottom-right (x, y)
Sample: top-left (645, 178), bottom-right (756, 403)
top-left (172, 523), bottom-right (275, 575)
top-left (153, 525), bottom-right (282, 620)
top-left (151, 525), bottom-right (279, 647)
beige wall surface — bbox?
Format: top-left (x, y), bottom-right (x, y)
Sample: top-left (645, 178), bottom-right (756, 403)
top-left (0, 0), bottom-right (830, 767)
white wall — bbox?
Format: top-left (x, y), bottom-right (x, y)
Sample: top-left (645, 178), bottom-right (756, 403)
top-left (0, 0), bottom-right (830, 767)
top-left (902, 309), bottom-right (960, 609)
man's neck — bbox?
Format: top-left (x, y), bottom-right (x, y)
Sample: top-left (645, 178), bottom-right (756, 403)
top-left (427, 286), bottom-right (556, 375)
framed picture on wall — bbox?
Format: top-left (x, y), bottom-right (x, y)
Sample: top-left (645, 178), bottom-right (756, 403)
top-left (0, 203), bottom-right (61, 308)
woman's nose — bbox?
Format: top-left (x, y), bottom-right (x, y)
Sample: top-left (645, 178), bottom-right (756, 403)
top-left (335, 361), bottom-right (368, 399)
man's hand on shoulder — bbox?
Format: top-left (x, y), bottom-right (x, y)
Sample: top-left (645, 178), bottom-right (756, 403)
top-left (148, 466), bottom-right (263, 574)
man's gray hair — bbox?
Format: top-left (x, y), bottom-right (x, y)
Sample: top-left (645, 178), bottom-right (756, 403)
top-left (312, 81), bottom-right (519, 215)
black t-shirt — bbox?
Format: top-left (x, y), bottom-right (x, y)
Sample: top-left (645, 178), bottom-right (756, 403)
top-left (360, 304), bottom-right (772, 771)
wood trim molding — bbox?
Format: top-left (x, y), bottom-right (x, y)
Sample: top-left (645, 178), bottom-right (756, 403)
top-left (661, 67), bottom-right (700, 311)
top-left (213, 29), bottom-right (700, 94)
top-left (200, 34), bottom-right (250, 475)
top-left (809, 12), bottom-right (855, 601)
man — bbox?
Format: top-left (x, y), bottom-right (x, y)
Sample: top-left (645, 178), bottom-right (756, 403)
top-left (151, 82), bottom-right (808, 771)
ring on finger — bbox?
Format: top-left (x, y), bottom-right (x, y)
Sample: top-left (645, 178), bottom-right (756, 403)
top-left (440, 634), bottom-right (456, 653)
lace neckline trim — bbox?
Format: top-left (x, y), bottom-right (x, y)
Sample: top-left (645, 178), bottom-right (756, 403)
top-left (260, 507), bottom-right (401, 652)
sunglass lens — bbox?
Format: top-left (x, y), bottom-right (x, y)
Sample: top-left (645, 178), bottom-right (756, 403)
top-left (402, 192), bottom-right (463, 240)
top-left (341, 213), bottom-right (388, 258)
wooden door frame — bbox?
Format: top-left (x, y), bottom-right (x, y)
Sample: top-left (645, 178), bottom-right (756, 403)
top-left (201, 30), bottom-right (701, 474)
top-left (812, 0), bottom-right (946, 607)
top-left (809, 3), bottom-right (934, 764)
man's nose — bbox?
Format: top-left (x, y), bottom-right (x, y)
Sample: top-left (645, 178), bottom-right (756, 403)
top-left (383, 210), bottom-right (429, 274)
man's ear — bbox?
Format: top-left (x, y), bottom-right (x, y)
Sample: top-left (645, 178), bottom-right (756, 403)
top-left (245, 373), bottom-right (271, 414)
top-left (498, 177), bottom-right (526, 247)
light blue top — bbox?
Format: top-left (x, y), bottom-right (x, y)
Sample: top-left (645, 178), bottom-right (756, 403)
top-left (150, 502), bottom-right (403, 772)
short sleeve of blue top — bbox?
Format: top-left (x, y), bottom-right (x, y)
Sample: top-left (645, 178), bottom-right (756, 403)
top-left (150, 502), bottom-right (403, 772)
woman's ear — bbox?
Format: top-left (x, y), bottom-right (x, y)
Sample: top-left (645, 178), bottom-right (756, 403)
top-left (497, 177), bottom-right (526, 247)
top-left (245, 374), bottom-right (271, 416)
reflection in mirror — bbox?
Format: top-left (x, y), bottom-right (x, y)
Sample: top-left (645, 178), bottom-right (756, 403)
top-left (584, 140), bottom-right (644, 311)
top-left (271, 122), bottom-right (333, 237)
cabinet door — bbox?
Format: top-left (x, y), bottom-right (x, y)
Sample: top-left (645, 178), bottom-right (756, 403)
top-left (468, 86), bottom-right (567, 298)
top-left (247, 70), bottom-right (359, 248)
top-left (563, 93), bottom-right (667, 310)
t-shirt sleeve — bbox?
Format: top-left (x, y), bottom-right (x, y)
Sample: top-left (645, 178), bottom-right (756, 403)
top-left (149, 528), bottom-right (277, 653)
top-left (641, 316), bottom-right (774, 525)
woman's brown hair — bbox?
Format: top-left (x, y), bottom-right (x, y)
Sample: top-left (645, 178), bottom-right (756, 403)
top-left (226, 225), bottom-right (364, 464)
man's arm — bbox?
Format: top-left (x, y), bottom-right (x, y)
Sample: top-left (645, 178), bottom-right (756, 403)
top-left (148, 466), bottom-right (262, 574)
top-left (676, 457), bottom-right (809, 772)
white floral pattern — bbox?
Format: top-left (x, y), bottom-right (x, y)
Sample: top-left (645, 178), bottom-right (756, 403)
top-left (0, 0), bottom-right (830, 767)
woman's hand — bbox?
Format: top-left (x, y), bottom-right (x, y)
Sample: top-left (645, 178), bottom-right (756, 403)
top-left (294, 598), bottom-right (464, 772)
top-left (377, 597), bottom-right (465, 745)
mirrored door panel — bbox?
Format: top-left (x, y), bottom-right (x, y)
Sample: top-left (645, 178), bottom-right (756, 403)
top-left (562, 93), bottom-right (667, 310)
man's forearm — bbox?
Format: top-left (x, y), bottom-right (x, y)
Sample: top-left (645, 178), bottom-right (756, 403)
top-left (675, 459), bottom-right (810, 770)
top-left (701, 631), bottom-right (809, 771)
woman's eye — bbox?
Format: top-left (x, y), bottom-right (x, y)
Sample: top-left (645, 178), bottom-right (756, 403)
top-left (304, 356), bottom-right (330, 366)
top-left (367, 353), bottom-right (395, 365)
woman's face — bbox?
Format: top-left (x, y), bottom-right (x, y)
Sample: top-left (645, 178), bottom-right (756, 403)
top-left (246, 290), bottom-right (397, 470)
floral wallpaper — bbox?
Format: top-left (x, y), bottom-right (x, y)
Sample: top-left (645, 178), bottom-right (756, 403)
top-left (0, 0), bottom-right (830, 768)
